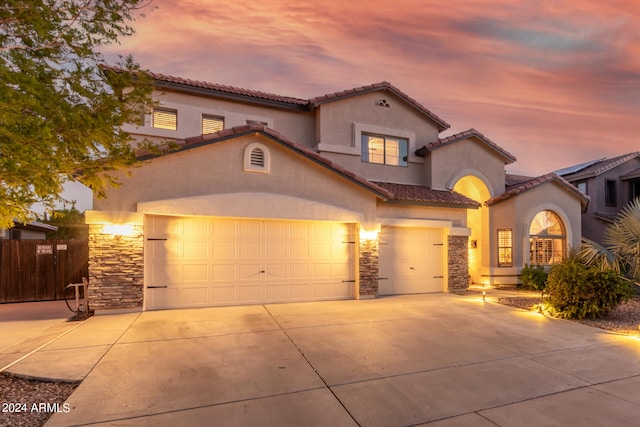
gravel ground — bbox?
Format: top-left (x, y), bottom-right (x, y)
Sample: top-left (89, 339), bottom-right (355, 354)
top-left (0, 373), bottom-right (79, 427)
top-left (497, 293), bottom-right (640, 337)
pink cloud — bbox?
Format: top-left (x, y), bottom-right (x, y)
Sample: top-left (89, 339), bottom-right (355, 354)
top-left (103, 0), bottom-right (640, 176)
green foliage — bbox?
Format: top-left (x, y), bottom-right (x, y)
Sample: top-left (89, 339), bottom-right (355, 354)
top-left (545, 258), bottom-right (634, 319)
top-left (0, 1), bottom-right (155, 228)
top-left (40, 208), bottom-right (88, 240)
top-left (580, 197), bottom-right (640, 282)
top-left (519, 264), bottom-right (548, 290)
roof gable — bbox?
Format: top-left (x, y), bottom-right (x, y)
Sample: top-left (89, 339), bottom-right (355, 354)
top-left (487, 173), bottom-right (590, 210)
top-left (136, 123), bottom-right (394, 200)
top-left (416, 128), bottom-right (517, 165)
top-left (309, 82), bottom-right (450, 132)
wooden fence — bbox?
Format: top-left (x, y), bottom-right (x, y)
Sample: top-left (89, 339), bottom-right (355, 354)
top-left (0, 239), bottom-right (88, 303)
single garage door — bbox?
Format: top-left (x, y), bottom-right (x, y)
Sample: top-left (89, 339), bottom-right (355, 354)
top-left (378, 226), bottom-right (444, 295)
top-left (144, 215), bottom-right (355, 310)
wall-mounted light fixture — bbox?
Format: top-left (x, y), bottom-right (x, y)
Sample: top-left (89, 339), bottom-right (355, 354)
top-left (102, 224), bottom-right (136, 239)
top-left (359, 229), bottom-right (379, 241)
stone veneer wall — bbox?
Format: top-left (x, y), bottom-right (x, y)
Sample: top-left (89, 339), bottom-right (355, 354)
top-left (447, 235), bottom-right (469, 292)
top-left (88, 224), bottom-right (144, 311)
top-left (359, 237), bottom-right (379, 296)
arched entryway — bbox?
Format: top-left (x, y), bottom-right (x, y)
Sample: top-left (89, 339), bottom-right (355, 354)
top-left (453, 175), bottom-right (491, 284)
top-left (529, 210), bottom-right (566, 265)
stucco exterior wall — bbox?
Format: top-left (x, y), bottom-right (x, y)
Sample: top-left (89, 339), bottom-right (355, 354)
top-left (94, 133), bottom-right (379, 225)
top-left (488, 183), bottom-right (582, 284)
top-left (123, 89), bottom-right (315, 149)
top-left (427, 139), bottom-right (507, 194)
top-left (315, 92), bottom-right (441, 185)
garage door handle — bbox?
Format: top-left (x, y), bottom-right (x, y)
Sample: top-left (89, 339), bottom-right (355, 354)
top-left (342, 280), bottom-right (356, 283)
top-left (147, 285), bottom-right (168, 289)
top-left (379, 277), bottom-right (389, 280)
top-left (433, 276), bottom-right (444, 279)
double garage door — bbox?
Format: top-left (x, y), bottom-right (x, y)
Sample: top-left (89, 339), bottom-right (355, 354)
top-left (378, 226), bottom-right (444, 295)
top-left (145, 215), bottom-right (356, 310)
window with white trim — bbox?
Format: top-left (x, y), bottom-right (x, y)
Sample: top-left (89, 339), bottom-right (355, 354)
top-left (529, 211), bottom-right (566, 265)
top-left (244, 142), bottom-right (270, 173)
top-left (361, 133), bottom-right (408, 167)
top-left (152, 108), bottom-right (177, 130)
top-left (202, 115), bottom-right (224, 134)
top-left (497, 229), bottom-right (513, 267)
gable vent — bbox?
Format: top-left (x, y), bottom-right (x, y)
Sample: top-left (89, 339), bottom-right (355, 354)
top-left (250, 148), bottom-right (265, 167)
top-left (244, 142), bottom-right (270, 173)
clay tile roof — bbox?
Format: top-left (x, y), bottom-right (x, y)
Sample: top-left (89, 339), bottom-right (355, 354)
top-left (143, 69), bottom-right (309, 106)
top-left (137, 124), bottom-right (393, 200)
top-left (372, 182), bottom-right (480, 208)
top-left (417, 128), bottom-right (517, 164)
top-left (486, 173), bottom-right (589, 209)
top-left (308, 81), bottom-right (450, 132)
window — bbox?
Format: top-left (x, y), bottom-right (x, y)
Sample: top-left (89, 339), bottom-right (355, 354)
top-left (529, 211), bottom-right (565, 265)
top-left (497, 229), bottom-right (513, 267)
top-left (243, 142), bottom-right (270, 173)
top-left (202, 115), bottom-right (224, 134)
top-left (605, 179), bottom-right (617, 206)
top-left (152, 108), bottom-right (177, 130)
top-left (246, 120), bottom-right (268, 126)
top-left (576, 181), bottom-right (587, 195)
top-left (629, 179), bottom-right (640, 203)
top-left (361, 134), bottom-right (408, 166)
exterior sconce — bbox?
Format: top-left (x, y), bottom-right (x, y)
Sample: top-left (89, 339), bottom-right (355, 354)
top-left (102, 224), bottom-right (136, 239)
top-left (470, 240), bottom-right (478, 249)
top-left (359, 229), bottom-right (379, 241)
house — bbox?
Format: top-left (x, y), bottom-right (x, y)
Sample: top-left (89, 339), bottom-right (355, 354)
top-left (557, 152), bottom-right (640, 244)
top-left (0, 220), bottom-right (57, 240)
top-left (85, 72), bottom-right (588, 313)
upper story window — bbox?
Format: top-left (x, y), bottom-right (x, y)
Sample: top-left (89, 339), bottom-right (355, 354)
top-left (246, 120), bottom-right (268, 126)
top-left (605, 179), bottom-right (617, 206)
top-left (152, 108), bottom-right (177, 130)
top-left (202, 115), bottom-right (224, 134)
top-left (361, 134), bottom-right (408, 167)
top-left (575, 181), bottom-right (587, 195)
top-left (243, 142), bottom-right (270, 173)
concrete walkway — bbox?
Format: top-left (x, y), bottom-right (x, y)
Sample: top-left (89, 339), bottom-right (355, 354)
top-left (3, 293), bottom-right (640, 426)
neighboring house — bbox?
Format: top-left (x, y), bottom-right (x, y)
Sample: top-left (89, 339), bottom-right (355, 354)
top-left (557, 152), bottom-right (640, 245)
top-left (86, 72), bottom-right (588, 313)
top-left (0, 220), bottom-right (57, 240)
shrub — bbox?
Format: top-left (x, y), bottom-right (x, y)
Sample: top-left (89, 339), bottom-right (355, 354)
top-left (520, 264), bottom-right (548, 290)
top-left (545, 258), bottom-right (634, 319)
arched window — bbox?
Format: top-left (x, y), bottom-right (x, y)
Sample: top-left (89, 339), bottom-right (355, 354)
top-left (243, 142), bottom-right (270, 173)
top-left (529, 210), bottom-right (566, 265)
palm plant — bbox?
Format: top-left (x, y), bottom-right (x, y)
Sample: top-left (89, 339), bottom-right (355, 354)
top-left (580, 197), bottom-right (640, 282)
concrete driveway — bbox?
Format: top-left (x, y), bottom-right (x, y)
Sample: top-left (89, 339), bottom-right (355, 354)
top-left (27, 294), bottom-right (640, 426)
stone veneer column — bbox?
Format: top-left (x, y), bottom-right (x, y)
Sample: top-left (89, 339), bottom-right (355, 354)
top-left (359, 237), bottom-right (379, 297)
top-left (88, 223), bottom-right (144, 312)
top-left (447, 235), bottom-right (469, 292)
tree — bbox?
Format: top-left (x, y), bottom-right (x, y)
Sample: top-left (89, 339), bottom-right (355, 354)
top-left (0, 1), bottom-right (155, 229)
top-left (580, 197), bottom-right (640, 283)
top-left (40, 207), bottom-right (88, 240)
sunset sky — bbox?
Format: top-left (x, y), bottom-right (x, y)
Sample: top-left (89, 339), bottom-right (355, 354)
top-left (104, 0), bottom-right (640, 177)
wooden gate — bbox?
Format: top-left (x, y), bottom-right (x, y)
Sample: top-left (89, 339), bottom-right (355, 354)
top-left (0, 239), bottom-right (88, 303)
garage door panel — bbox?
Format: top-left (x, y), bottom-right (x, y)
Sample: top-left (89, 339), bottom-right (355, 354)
top-left (145, 216), bottom-right (355, 310)
top-left (238, 285), bottom-right (262, 303)
top-left (379, 226), bottom-right (444, 295)
top-left (183, 264), bottom-right (208, 282)
top-left (211, 286), bottom-right (236, 304)
top-left (238, 263), bottom-right (262, 280)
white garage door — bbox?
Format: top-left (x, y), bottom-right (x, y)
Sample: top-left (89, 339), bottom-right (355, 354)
top-left (378, 226), bottom-right (444, 295)
top-left (144, 215), bottom-right (355, 310)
